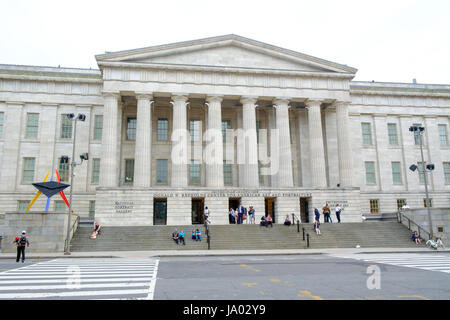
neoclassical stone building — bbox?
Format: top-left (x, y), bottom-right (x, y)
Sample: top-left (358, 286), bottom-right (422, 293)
top-left (0, 35), bottom-right (449, 226)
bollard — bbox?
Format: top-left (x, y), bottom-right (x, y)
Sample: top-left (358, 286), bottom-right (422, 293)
top-left (306, 233), bottom-right (310, 248)
top-left (302, 227), bottom-right (305, 241)
top-left (297, 222), bottom-right (300, 233)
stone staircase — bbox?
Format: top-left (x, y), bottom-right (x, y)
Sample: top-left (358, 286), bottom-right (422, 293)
top-left (70, 221), bottom-right (425, 252)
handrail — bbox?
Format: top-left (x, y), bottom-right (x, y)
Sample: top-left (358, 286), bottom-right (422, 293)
top-left (69, 215), bottom-right (79, 241)
top-left (397, 210), bottom-right (431, 240)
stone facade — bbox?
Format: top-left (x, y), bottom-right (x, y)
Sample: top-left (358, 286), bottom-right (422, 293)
top-left (0, 35), bottom-right (448, 228)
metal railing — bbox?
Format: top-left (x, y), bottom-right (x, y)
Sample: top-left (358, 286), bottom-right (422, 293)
top-left (65, 214), bottom-right (79, 251)
top-left (292, 213), bottom-right (301, 233)
top-left (397, 210), bottom-right (431, 241)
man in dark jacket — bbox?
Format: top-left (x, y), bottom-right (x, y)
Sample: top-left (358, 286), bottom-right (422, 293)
top-left (13, 231), bottom-right (30, 263)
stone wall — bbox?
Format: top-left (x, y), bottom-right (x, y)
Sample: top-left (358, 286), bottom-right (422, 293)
top-left (402, 208), bottom-right (450, 245)
top-left (1, 211), bottom-right (78, 253)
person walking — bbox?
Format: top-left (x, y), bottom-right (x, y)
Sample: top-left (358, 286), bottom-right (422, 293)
top-left (13, 231), bottom-right (29, 263)
top-left (237, 204), bottom-right (245, 224)
top-left (229, 208), bottom-right (235, 224)
top-left (248, 206), bottom-right (255, 224)
top-left (335, 204), bottom-right (342, 223)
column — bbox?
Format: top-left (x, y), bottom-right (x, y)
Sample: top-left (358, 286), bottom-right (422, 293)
top-left (205, 95), bottom-right (224, 188)
top-left (134, 94), bottom-right (153, 188)
top-left (240, 96), bottom-right (259, 188)
top-left (0, 102), bottom-right (23, 191)
top-left (306, 99), bottom-right (327, 188)
top-left (274, 98), bottom-right (294, 187)
top-left (335, 101), bottom-right (354, 187)
top-left (99, 93), bottom-right (119, 187)
top-left (171, 94), bottom-right (189, 187)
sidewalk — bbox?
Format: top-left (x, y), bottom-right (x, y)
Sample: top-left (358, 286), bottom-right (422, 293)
top-left (1, 247), bottom-right (448, 259)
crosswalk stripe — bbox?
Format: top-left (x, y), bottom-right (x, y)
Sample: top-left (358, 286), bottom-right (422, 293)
top-left (0, 278), bottom-right (153, 285)
top-left (0, 289), bottom-right (150, 299)
top-left (0, 282), bottom-right (151, 291)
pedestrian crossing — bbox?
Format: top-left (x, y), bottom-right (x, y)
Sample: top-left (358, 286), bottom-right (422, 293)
top-left (330, 253), bottom-right (450, 274)
top-left (0, 258), bottom-right (159, 300)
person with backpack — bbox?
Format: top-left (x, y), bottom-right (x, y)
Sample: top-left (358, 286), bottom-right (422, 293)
top-left (13, 231), bottom-right (29, 263)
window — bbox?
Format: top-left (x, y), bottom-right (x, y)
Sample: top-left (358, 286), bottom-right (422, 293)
top-left (156, 159), bottom-right (168, 184)
top-left (91, 158), bottom-right (100, 184)
top-left (17, 200), bottom-right (29, 212)
top-left (365, 161), bottom-right (376, 184)
top-left (222, 120), bottom-right (232, 142)
top-left (189, 160), bottom-right (201, 184)
top-left (387, 123), bottom-right (398, 145)
top-left (438, 124), bottom-right (448, 146)
top-left (0, 112), bottom-right (4, 137)
top-left (391, 162), bottom-right (402, 184)
top-left (258, 161), bottom-right (264, 184)
top-left (190, 120), bottom-right (201, 142)
top-left (397, 199), bottom-right (407, 211)
top-left (89, 201), bottom-right (95, 219)
top-left (94, 115), bottom-right (103, 140)
top-left (60, 114), bottom-right (73, 139)
top-left (59, 158), bottom-right (70, 182)
top-left (25, 113), bottom-right (39, 139)
top-left (157, 118), bottom-right (169, 141)
top-left (370, 199), bottom-right (379, 214)
top-left (126, 118), bottom-right (136, 140)
top-left (125, 159), bottom-right (134, 183)
top-left (361, 123), bottom-right (372, 145)
top-left (413, 123), bottom-right (422, 145)
top-left (256, 120), bottom-right (262, 143)
top-left (54, 201), bottom-right (66, 212)
top-left (417, 162), bottom-right (426, 184)
top-left (223, 161), bottom-right (232, 185)
top-left (424, 198), bottom-right (432, 208)
top-left (444, 162), bottom-right (450, 184)
top-left (22, 158), bottom-right (36, 183)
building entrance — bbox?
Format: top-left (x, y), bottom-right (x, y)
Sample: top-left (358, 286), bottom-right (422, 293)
top-left (154, 198), bottom-right (167, 225)
top-left (228, 198), bottom-right (241, 224)
top-left (300, 197), bottom-right (310, 223)
top-left (265, 197), bottom-right (276, 222)
top-left (192, 198), bottom-right (205, 224)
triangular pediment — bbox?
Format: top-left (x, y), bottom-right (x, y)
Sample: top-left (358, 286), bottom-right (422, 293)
top-left (96, 35), bottom-right (357, 75)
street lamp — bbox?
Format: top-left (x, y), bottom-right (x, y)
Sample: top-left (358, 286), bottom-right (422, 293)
top-left (63, 113), bottom-right (88, 255)
top-left (408, 125), bottom-right (434, 239)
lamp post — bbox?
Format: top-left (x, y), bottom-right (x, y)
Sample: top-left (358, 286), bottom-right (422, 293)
top-left (63, 113), bottom-right (88, 255)
top-left (409, 125), bottom-right (434, 239)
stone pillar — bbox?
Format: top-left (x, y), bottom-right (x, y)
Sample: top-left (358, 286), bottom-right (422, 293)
top-left (205, 95), bottom-right (224, 188)
top-left (274, 98), bottom-right (294, 187)
top-left (171, 94), bottom-right (189, 187)
top-left (134, 94), bottom-right (153, 188)
top-left (306, 99), bottom-right (327, 188)
top-left (100, 93), bottom-right (120, 187)
top-left (335, 101), bottom-right (354, 187)
top-left (240, 96), bottom-right (259, 188)
top-left (0, 102), bottom-right (23, 191)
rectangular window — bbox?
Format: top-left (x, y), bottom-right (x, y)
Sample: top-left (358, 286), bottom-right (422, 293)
top-left (22, 158), bottom-right (36, 183)
top-left (94, 115), bottom-right (103, 140)
top-left (189, 160), bottom-right (201, 184)
top-left (17, 200), bottom-right (29, 212)
top-left (54, 200), bottom-right (66, 212)
top-left (258, 161), bottom-right (264, 184)
top-left (370, 199), bottom-right (379, 214)
top-left (156, 159), bottom-right (168, 184)
top-left (256, 120), bottom-right (262, 143)
top-left (222, 120), bottom-right (232, 143)
top-left (91, 158), bottom-right (100, 184)
top-left (89, 201), bottom-right (96, 219)
top-left (126, 118), bottom-right (136, 141)
top-left (397, 199), bottom-right (407, 210)
top-left (387, 123), bottom-right (398, 145)
top-left (25, 113), bottom-right (39, 139)
top-left (125, 159), bottom-right (134, 183)
top-left (444, 162), bottom-right (450, 184)
top-left (361, 123), bottom-right (372, 145)
top-left (438, 124), bottom-right (448, 146)
top-left (157, 118), bottom-right (169, 141)
top-left (417, 162), bottom-right (425, 184)
top-left (424, 198), bottom-right (432, 208)
top-left (413, 123), bottom-right (422, 145)
top-left (391, 162), bottom-right (402, 184)
top-left (60, 114), bottom-right (73, 139)
top-left (58, 158), bottom-right (70, 182)
top-left (0, 112), bottom-right (4, 137)
top-left (223, 161), bottom-right (232, 185)
top-left (190, 120), bottom-right (201, 142)
top-left (365, 161), bottom-right (376, 184)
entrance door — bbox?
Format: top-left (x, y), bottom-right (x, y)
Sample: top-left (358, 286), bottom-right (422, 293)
top-left (265, 197), bottom-right (276, 221)
top-left (300, 197), bottom-right (309, 223)
top-left (192, 198), bottom-right (205, 224)
top-left (154, 199), bottom-right (167, 225)
top-left (228, 198), bottom-right (241, 224)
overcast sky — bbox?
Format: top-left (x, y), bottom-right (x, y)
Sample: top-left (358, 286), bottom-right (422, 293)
top-left (1, 0), bottom-right (449, 84)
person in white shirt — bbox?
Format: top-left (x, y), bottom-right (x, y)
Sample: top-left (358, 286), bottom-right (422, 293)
top-left (335, 204), bottom-right (342, 223)
top-left (204, 207), bottom-right (210, 224)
